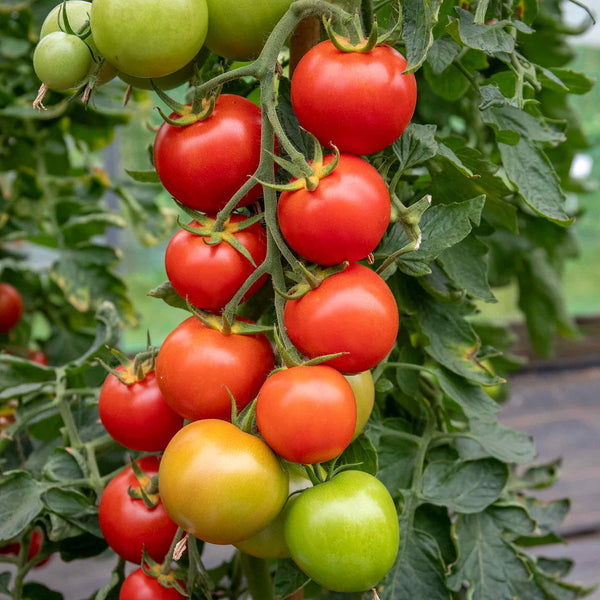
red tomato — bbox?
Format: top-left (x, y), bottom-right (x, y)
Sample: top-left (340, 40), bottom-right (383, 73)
top-left (156, 317), bottom-right (274, 421)
top-left (256, 365), bottom-right (356, 464)
top-left (0, 283), bottom-right (23, 333)
top-left (0, 528), bottom-right (50, 568)
top-left (278, 154), bottom-right (390, 265)
top-left (27, 350), bottom-right (48, 365)
top-left (99, 456), bottom-right (177, 564)
top-left (291, 41), bottom-right (417, 155)
top-left (284, 264), bottom-right (398, 374)
top-left (120, 569), bottom-right (184, 600)
top-left (154, 95), bottom-right (263, 213)
top-left (98, 368), bottom-right (183, 452)
top-left (165, 215), bottom-right (267, 310)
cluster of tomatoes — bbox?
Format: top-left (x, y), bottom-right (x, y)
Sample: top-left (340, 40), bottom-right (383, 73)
top-left (95, 24), bottom-right (417, 597)
top-left (32, 0), bottom-right (295, 102)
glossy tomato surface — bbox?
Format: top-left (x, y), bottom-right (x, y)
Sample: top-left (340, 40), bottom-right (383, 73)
top-left (284, 471), bottom-right (399, 592)
top-left (120, 569), bottom-right (184, 600)
top-left (256, 365), bottom-right (356, 464)
top-left (159, 420), bottom-right (289, 544)
top-left (156, 317), bottom-right (274, 421)
top-left (278, 154), bottom-right (390, 265)
top-left (204, 0), bottom-right (293, 60)
top-left (291, 41), bottom-right (417, 155)
top-left (165, 215), bottom-right (267, 311)
top-left (91, 0), bottom-right (207, 78)
top-left (345, 371), bottom-right (375, 440)
top-left (0, 283), bottom-right (23, 333)
top-left (284, 264), bottom-right (399, 374)
top-left (154, 95), bottom-right (263, 213)
top-left (99, 456), bottom-right (177, 564)
top-left (98, 369), bottom-right (183, 452)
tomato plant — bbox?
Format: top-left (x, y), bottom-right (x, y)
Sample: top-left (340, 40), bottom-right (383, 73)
top-left (98, 368), bottom-right (183, 452)
top-left (155, 316), bottom-right (274, 421)
top-left (284, 470), bottom-right (399, 592)
top-left (159, 420), bottom-right (289, 544)
top-left (291, 40), bottom-right (417, 155)
top-left (98, 457), bottom-right (177, 564)
top-left (0, 283), bottom-right (23, 333)
top-left (154, 95), bottom-right (263, 213)
top-left (165, 215), bottom-right (268, 310)
top-left (90, 0), bottom-right (208, 78)
top-left (119, 569), bottom-right (184, 600)
top-left (256, 365), bottom-right (357, 464)
top-left (284, 264), bottom-right (399, 373)
top-left (278, 153), bottom-right (391, 265)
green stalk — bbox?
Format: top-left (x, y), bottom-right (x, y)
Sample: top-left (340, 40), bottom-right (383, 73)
top-left (240, 553), bottom-right (274, 600)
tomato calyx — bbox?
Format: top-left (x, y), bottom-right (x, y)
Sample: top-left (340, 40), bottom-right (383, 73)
top-left (186, 303), bottom-right (272, 337)
top-left (153, 84), bottom-right (218, 127)
top-left (97, 339), bottom-right (157, 386)
top-left (272, 327), bottom-right (347, 371)
top-left (176, 203), bottom-right (264, 268)
top-left (127, 460), bottom-right (160, 508)
top-left (258, 132), bottom-right (339, 193)
top-left (275, 261), bottom-right (349, 301)
top-left (140, 551), bottom-right (188, 597)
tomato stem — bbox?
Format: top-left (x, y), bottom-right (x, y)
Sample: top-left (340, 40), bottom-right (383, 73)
top-left (239, 553), bottom-right (274, 600)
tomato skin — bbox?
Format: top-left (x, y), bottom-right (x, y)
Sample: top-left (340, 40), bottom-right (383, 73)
top-left (154, 95), bottom-right (263, 213)
top-left (278, 154), bottom-right (390, 265)
top-left (98, 457), bottom-right (177, 564)
top-left (156, 317), bottom-right (274, 421)
top-left (291, 41), bottom-right (417, 155)
top-left (98, 369), bottom-right (183, 452)
top-left (284, 471), bottom-right (399, 592)
top-left (120, 569), bottom-right (184, 600)
top-left (345, 371), bottom-right (375, 441)
top-left (165, 215), bottom-right (267, 311)
top-left (91, 0), bottom-right (208, 78)
top-left (256, 365), bottom-right (356, 464)
top-left (284, 264), bottom-right (399, 374)
top-left (204, 0), bottom-right (293, 60)
top-left (0, 283), bottom-right (23, 333)
top-left (159, 420), bottom-right (289, 544)
top-left (27, 350), bottom-right (48, 365)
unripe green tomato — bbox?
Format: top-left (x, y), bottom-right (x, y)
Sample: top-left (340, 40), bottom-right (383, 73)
top-left (284, 471), bottom-right (399, 592)
top-left (33, 32), bottom-right (92, 91)
top-left (234, 465), bottom-right (313, 559)
top-left (204, 0), bottom-right (293, 60)
top-left (118, 55), bottom-right (198, 91)
top-left (345, 371), bottom-right (375, 441)
top-left (159, 420), bottom-right (289, 545)
top-left (40, 1), bottom-right (116, 86)
top-left (91, 0), bottom-right (209, 78)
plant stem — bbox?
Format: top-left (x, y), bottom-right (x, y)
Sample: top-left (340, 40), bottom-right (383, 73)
top-left (240, 553), bottom-right (274, 600)
top-left (161, 527), bottom-right (185, 575)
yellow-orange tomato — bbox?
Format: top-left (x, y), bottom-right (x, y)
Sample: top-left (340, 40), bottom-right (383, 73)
top-left (345, 371), bottom-right (375, 441)
top-left (159, 420), bottom-right (288, 545)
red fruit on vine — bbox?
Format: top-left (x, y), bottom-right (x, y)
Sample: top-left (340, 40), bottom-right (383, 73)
top-left (120, 569), bottom-right (185, 600)
top-left (99, 368), bottom-right (183, 452)
top-left (278, 154), bottom-right (390, 265)
top-left (99, 456), bottom-right (177, 564)
top-left (156, 316), bottom-right (274, 421)
top-left (165, 215), bottom-right (268, 311)
top-left (0, 283), bottom-right (23, 333)
top-left (284, 264), bottom-right (399, 374)
top-left (291, 41), bottom-right (417, 155)
top-left (153, 95), bottom-right (263, 213)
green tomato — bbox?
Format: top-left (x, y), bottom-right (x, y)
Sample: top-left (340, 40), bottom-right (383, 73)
top-left (345, 371), bottom-right (375, 441)
top-left (204, 0), bottom-right (293, 61)
top-left (118, 53), bottom-right (200, 90)
top-left (33, 32), bottom-right (92, 91)
top-left (284, 471), bottom-right (399, 592)
top-left (91, 0), bottom-right (208, 78)
top-left (234, 464), bottom-right (312, 559)
top-left (40, 1), bottom-right (116, 86)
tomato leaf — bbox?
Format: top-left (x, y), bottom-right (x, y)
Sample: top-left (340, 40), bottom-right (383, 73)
top-left (124, 169), bottom-right (160, 183)
top-left (421, 459), bottom-right (508, 513)
top-left (0, 472), bottom-right (44, 544)
top-left (273, 558), bottom-right (310, 597)
top-left (333, 434), bottom-right (378, 476)
top-left (401, 0), bottom-right (444, 72)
